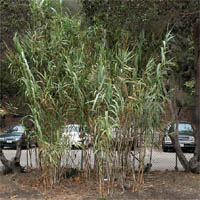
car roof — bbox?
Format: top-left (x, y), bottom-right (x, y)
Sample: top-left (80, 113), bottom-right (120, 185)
top-left (167, 121), bottom-right (192, 126)
top-left (66, 124), bottom-right (80, 127)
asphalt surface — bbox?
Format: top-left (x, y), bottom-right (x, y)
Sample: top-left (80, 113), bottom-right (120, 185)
top-left (0, 148), bottom-right (193, 171)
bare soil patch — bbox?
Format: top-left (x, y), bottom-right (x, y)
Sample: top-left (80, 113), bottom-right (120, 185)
top-left (0, 170), bottom-right (200, 200)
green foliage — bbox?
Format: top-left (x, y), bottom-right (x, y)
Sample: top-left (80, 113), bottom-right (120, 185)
top-left (81, 0), bottom-right (198, 105)
top-left (184, 80), bottom-right (195, 96)
top-left (8, 0), bottom-right (173, 192)
top-left (0, 0), bottom-right (31, 96)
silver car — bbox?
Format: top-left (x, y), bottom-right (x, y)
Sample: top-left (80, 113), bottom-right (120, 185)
top-left (162, 122), bottom-right (196, 153)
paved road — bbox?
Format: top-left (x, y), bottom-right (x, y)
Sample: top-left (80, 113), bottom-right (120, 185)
top-left (0, 148), bottom-right (193, 171)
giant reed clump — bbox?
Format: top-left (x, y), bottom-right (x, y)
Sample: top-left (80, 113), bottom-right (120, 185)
top-left (8, 0), bottom-right (172, 195)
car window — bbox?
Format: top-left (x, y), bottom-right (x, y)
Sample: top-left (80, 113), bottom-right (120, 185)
top-left (178, 123), bottom-right (193, 132)
top-left (66, 125), bottom-right (80, 132)
top-left (4, 125), bottom-right (16, 133)
top-left (4, 125), bottom-right (25, 134)
top-left (178, 123), bottom-right (193, 136)
top-left (166, 122), bottom-right (194, 136)
top-left (17, 126), bottom-right (25, 132)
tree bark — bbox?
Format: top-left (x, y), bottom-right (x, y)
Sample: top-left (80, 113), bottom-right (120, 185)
top-left (0, 115), bottom-right (6, 128)
top-left (169, 123), bottom-right (190, 171)
top-left (163, 83), bottom-right (190, 171)
top-left (189, 21), bottom-right (200, 174)
top-left (0, 141), bottom-right (24, 174)
top-left (194, 54), bottom-right (200, 160)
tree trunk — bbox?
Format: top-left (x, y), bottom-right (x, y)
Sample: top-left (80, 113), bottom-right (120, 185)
top-left (163, 82), bottom-right (190, 172)
top-left (0, 115), bottom-right (6, 128)
top-left (189, 22), bottom-right (200, 174)
top-left (0, 141), bottom-right (24, 174)
top-left (194, 54), bottom-right (200, 160)
top-left (169, 123), bottom-right (190, 171)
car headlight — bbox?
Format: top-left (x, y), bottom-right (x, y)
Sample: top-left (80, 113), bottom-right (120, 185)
top-left (189, 136), bottom-right (195, 142)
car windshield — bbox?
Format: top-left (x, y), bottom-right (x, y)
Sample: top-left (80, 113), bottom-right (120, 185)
top-left (4, 125), bottom-right (25, 134)
top-left (178, 123), bottom-right (193, 132)
top-left (66, 125), bottom-right (80, 132)
top-left (178, 123), bottom-right (193, 136)
top-left (166, 122), bottom-right (194, 136)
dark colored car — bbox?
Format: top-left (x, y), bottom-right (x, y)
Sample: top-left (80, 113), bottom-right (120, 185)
top-left (162, 122), bottom-right (196, 153)
top-left (0, 125), bottom-right (37, 149)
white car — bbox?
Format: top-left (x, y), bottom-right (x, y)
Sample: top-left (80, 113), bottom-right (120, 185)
top-left (62, 124), bottom-right (91, 149)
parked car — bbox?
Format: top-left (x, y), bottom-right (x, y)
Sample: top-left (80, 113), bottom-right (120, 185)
top-left (62, 124), bottom-right (91, 149)
top-left (0, 125), bottom-right (37, 149)
top-left (162, 121), bottom-right (196, 153)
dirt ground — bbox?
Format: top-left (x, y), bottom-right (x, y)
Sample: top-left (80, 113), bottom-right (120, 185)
top-left (0, 169), bottom-right (200, 200)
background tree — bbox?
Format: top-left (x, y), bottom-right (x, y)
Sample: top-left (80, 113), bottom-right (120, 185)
top-left (81, 0), bottom-right (200, 173)
top-left (0, 0), bottom-right (31, 98)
